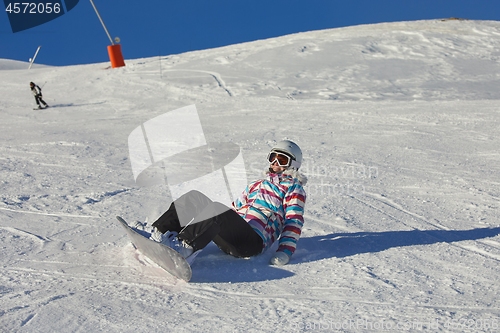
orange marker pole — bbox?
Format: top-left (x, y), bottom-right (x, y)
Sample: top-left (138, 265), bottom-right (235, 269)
top-left (89, 0), bottom-right (125, 68)
top-left (107, 44), bottom-right (126, 68)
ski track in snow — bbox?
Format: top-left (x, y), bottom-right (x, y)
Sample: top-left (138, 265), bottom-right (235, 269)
top-left (0, 206), bottom-right (99, 220)
top-left (1, 19), bottom-right (500, 332)
top-left (128, 68), bottom-right (234, 96)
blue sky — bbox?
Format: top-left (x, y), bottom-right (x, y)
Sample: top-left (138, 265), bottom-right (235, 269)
top-left (1, 0), bottom-right (500, 66)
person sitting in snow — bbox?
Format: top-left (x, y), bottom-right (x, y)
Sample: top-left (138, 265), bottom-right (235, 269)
top-left (30, 82), bottom-right (48, 109)
top-left (146, 140), bottom-right (307, 266)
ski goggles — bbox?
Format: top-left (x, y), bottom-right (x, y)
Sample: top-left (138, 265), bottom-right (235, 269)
top-left (267, 151), bottom-right (293, 167)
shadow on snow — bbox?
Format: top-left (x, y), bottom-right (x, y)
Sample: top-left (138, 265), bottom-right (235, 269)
top-left (294, 227), bottom-right (500, 263)
top-left (49, 101), bottom-right (106, 108)
top-left (188, 227), bottom-right (500, 283)
top-left (190, 243), bottom-right (294, 283)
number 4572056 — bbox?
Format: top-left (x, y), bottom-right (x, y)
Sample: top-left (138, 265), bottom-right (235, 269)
top-left (5, 2), bottom-right (62, 14)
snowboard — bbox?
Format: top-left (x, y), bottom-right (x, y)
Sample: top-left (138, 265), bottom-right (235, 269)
top-left (116, 216), bottom-right (192, 281)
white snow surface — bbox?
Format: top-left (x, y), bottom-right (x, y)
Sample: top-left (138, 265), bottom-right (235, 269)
top-left (1, 19), bottom-right (500, 332)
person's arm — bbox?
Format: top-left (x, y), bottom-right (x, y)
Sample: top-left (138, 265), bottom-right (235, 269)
top-left (270, 183), bottom-right (306, 265)
top-left (232, 182), bottom-right (251, 210)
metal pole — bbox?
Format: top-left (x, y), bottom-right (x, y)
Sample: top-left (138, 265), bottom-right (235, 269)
top-left (89, 0), bottom-right (114, 45)
top-left (28, 45), bottom-right (41, 69)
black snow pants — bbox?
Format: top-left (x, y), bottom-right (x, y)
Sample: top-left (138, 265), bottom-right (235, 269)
top-left (34, 94), bottom-right (47, 107)
top-left (152, 190), bottom-right (263, 258)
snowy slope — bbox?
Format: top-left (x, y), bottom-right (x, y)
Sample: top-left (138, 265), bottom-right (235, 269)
top-left (1, 19), bottom-right (500, 332)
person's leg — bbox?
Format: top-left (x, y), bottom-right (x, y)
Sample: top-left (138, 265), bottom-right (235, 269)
top-left (152, 190), bottom-right (214, 233)
top-left (212, 210), bottom-right (264, 258)
top-left (152, 191), bottom-right (263, 256)
top-left (177, 201), bottom-right (229, 251)
top-left (152, 191), bottom-right (234, 252)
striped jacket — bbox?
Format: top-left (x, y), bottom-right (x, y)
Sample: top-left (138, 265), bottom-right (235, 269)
top-left (232, 169), bottom-right (307, 257)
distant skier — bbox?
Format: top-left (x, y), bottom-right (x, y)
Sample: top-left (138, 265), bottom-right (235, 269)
top-left (146, 140), bottom-right (307, 266)
top-left (30, 82), bottom-right (48, 109)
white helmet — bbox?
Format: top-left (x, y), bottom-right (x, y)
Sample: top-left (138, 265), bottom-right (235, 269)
top-left (270, 140), bottom-right (303, 169)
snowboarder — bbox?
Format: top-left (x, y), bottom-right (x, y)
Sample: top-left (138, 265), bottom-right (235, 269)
top-left (148, 140), bottom-right (307, 266)
top-left (30, 82), bottom-right (48, 109)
